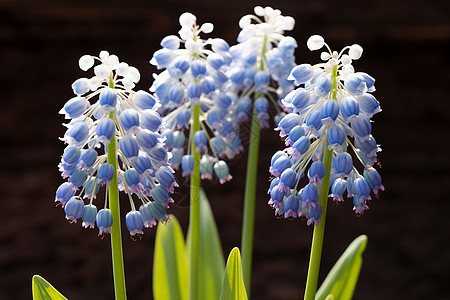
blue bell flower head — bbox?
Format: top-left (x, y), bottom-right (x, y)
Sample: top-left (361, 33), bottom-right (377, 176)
top-left (160, 35), bottom-right (180, 50)
top-left (268, 178), bottom-right (280, 194)
top-left (206, 109), bottom-right (222, 129)
top-left (187, 83), bottom-right (202, 104)
top-left (82, 204), bottom-right (97, 229)
top-left (151, 49), bottom-right (174, 69)
top-left (270, 151), bottom-right (286, 167)
top-left (344, 73), bottom-right (368, 95)
top-left (132, 153), bottom-right (154, 176)
top-left (79, 148), bottom-right (97, 170)
top-left (288, 64), bottom-right (314, 85)
top-left (99, 87), bottom-right (117, 114)
top-left (353, 177), bottom-right (372, 202)
top-left (301, 183), bottom-right (319, 209)
top-left (96, 208), bottom-right (113, 235)
top-left (321, 99), bottom-right (339, 126)
top-left (212, 70), bottom-right (228, 88)
top-left (181, 154), bottom-right (195, 177)
top-left (65, 121), bottom-right (89, 146)
top-left (155, 167), bottom-right (177, 193)
top-left (290, 136), bottom-right (311, 159)
top-left (290, 88), bottom-right (311, 112)
top-left (55, 182), bottom-right (76, 207)
top-left (351, 114), bottom-right (372, 140)
top-left (210, 136), bottom-right (227, 157)
top-left (340, 96), bottom-right (360, 122)
top-left (151, 185), bottom-right (172, 206)
top-left (167, 84), bottom-right (185, 107)
top-left (243, 68), bottom-right (256, 88)
top-left (176, 108), bottom-right (191, 130)
top-left (124, 169), bottom-right (141, 194)
top-left (254, 71), bottom-right (270, 92)
top-left (363, 167), bottom-right (384, 195)
top-left (120, 109), bottom-right (140, 133)
top-left (282, 125), bottom-right (302, 146)
top-left (141, 109), bottom-right (162, 132)
top-left (97, 163), bottom-right (114, 186)
top-left (356, 93), bottom-right (381, 117)
top-left (119, 135), bottom-right (139, 162)
top-left (308, 161), bottom-right (326, 183)
top-left (96, 117), bottom-right (115, 145)
top-left (190, 59), bottom-right (207, 80)
top-left (64, 196), bottom-right (85, 223)
top-left (149, 145), bottom-right (171, 163)
top-left (207, 53), bottom-right (225, 70)
top-left (200, 76), bottom-right (216, 95)
top-left (161, 129), bottom-right (174, 149)
top-left (279, 168), bottom-right (298, 193)
top-left (172, 131), bottom-right (186, 149)
top-left (227, 134), bottom-right (244, 155)
top-left (270, 155), bottom-right (292, 177)
top-left (255, 97), bottom-right (270, 129)
top-left (237, 96), bottom-right (252, 122)
top-left (330, 178), bottom-right (347, 202)
top-left (200, 155), bottom-right (214, 180)
top-left (354, 135), bottom-right (379, 157)
top-left (169, 57), bottom-right (190, 78)
top-left (278, 36), bottom-right (298, 57)
top-left (147, 201), bottom-right (169, 223)
top-left (216, 93), bottom-right (232, 110)
top-left (125, 210), bottom-right (144, 236)
top-left (133, 90), bottom-right (159, 110)
top-left (70, 168), bottom-right (88, 188)
top-left (216, 120), bottom-right (234, 139)
top-left (346, 176), bottom-right (355, 198)
top-left (139, 203), bottom-right (157, 228)
top-left (60, 97), bottom-right (90, 119)
top-left (62, 145), bottom-right (81, 166)
top-left (305, 109), bottom-right (322, 136)
top-left (307, 204), bottom-right (322, 226)
top-left (269, 185), bottom-right (285, 209)
top-left (230, 68), bottom-right (245, 86)
top-left (83, 178), bottom-right (100, 199)
top-left (193, 130), bottom-right (208, 153)
top-left (313, 76), bottom-right (332, 97)
top-left (169, 150), bottom-right (183, 170)
top-left (214, 160), bottom-right (232, 184)
top-left (211, 37), bottom-right (230, 53)
top-left (327, 125), bottom-right (346, 153)
top-left (136, 129), bottom-right (160, 152)
top-left (334, 152), bottom-right (353, 177)
top-left (71, 78), bottom-right (90, 96)
top-left (284, 194), bottom-right (300, 219)
top-left (276, 113), bottom-right (301, 138)
top-left (353, 195), bottom-right (369, 216)
top-left (59, 162), bottom-right (77, 178)
top-left (355, 72), bottom-right (375, 90)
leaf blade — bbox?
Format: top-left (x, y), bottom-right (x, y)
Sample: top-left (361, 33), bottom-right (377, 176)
top-left (220, 247), bottom-right (248, 300)
top-left (32, 275), bottom-right (67, 300)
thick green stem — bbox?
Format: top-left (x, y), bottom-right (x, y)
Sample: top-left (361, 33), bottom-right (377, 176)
top-left (107, 111), bottom-right (127, 300)
top-left (241, 98), bottom-right (261, 297)
top-left (303, 65), bottom-right (339, 300)
top-left (189, 104), bottom-right (201, 300)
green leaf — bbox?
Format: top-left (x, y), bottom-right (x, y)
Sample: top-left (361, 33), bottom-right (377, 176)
top-left (220, 247), bottom-right (248, 300)
top-left (153, 215), bottom-right (188, 300)
top-left (187, 188), bottom-right (225, 300)
top-left (32, 275), bottom-right (67, 300)
top-left (315, 235), bottom-right (368, 300)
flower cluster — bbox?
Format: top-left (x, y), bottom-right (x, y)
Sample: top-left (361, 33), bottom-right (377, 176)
top-left (56, 51), bottom-right (176, 236)
top-left (227, 6), bottom-right (297, 128)
top-left (268, 35), bottom-right (384, 225)
top-left (149, 12), bottom-right (240, 183)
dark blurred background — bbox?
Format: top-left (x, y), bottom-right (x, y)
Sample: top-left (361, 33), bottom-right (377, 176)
top-left (2, 0), bottom-right (450, 299)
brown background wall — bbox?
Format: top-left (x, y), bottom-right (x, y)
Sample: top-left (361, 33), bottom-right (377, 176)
top-left (1, 0), bottom-right (450, 299)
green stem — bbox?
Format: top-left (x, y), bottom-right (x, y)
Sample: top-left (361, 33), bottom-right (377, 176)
top-left (241, 96), bottom-right (261, 297)
top-left (189, 104), bottom-right (201, 300)
top-left (108, 112), bottom-right (127, 300)
top-left (303, 65), bottom-right (338, 300)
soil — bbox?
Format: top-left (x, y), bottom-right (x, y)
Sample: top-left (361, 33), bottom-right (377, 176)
top-left (1, 0), bottom-right (450, 299)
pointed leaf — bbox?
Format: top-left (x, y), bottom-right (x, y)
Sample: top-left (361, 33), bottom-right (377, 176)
top-left (315, 235), bottom-right (368, 300)
top-left (187, 188), bottom-right (225, 300)
top-left (153, 215), bottom-right (188, 300)
top-left (220, 247), bottom-right (248, 300)
top-left (32, 275), bottom-right (67, 300)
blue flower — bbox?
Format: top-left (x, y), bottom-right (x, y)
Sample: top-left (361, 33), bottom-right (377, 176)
top-left (57, 52), bottom-right (176, 237)
top-left (268, 35), bottom-right (383, 224)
